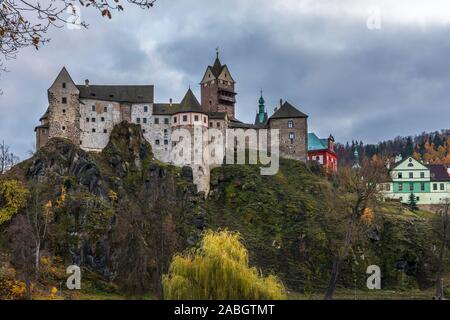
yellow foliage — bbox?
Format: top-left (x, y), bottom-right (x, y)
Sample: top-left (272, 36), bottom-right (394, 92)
top-left (8, 281), bottom-right (27, 299)
top-left (56, 186), bottom-right (66, 208)
top-left (108, 190), bottom-right (118, 202)
top-left (361, 207), bottom-right (373, 224)
top-left (49, 286), bottom-right (58, 299)
top-left (0, 180), bottom-right (29, 225)
top-left (163, 230), bottom-right (287, 300)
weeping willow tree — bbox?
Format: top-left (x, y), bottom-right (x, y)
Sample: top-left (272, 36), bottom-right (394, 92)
top-left (162, 230), bottom-right (286, 300)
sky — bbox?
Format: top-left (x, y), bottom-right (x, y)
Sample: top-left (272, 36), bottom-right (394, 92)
top-left (1, 0), bottom-right (450, 159)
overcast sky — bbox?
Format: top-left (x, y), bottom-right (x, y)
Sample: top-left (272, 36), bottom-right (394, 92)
top-left (1, 0), bottom-right (450, 159)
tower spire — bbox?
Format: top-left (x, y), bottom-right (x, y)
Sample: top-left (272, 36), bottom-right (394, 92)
top-left (216, 47), bottom-right (219, 59)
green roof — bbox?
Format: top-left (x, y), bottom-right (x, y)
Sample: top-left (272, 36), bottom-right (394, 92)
top-left (308, 133), bottom-right (327, 151)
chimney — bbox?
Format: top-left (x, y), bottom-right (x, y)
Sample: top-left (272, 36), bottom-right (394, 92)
top-left (447, 166), bottom-right (450, 176)
top-left (169, 98), bottom-right (173, 107)
top-left (85, 79), bottom-right (89, 88)
top-left (279, 99), bottom-right (283, 107)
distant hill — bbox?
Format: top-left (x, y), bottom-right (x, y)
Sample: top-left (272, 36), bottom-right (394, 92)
top-left (336, 129), bottom-right (450, 166)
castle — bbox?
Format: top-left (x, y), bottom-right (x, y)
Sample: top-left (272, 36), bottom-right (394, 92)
top-left (35, 53), bottom-right (309, 193)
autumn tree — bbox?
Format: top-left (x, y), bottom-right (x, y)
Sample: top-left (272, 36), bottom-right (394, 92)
top-left (0, 0), bottom-right (156, 79)
top-left (0, 140), bottom-right (20, 173)
top-left (162, 230), bottom-right (286, 300)
top-left (323, 157), bottom-right (387, 300)
top-left (0, 179), bottom-right (29, 225)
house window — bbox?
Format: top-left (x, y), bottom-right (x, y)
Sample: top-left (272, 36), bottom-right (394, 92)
top-left (194, 115), bottom-right (199, 121)
top-left (183, 115), bottom-right (188, 122)
top-left (137, 118), bottom-right (141, 124)
top-left (62, 83), bottom-right (66, 89)
top-left (289, 132), bottom-right (295, 143)
top-left (385, 184), bottom-right (391, 191)
top-left (420, 172), bottom-right (425, 178)
top-left (400, 197), bottom-right (403, 202)
top-left (417, 197), bottom-right (420, 201)
top-left (62, 97), bottom-right (67, 104)
top-left (104, 106), bottom-right (107, 112)
top-left (164, 118), bottom-right (169, 124)
top-left (209, 122), bottom-right (213, 127)
top-left (204, 117), bottom-right (207, 123)
top-left (101, 117), bottom-right (105, 122)
top-left (409, 172), bottom-right (413, 179)
top-left (409, 183), bottom-right (414, 191)
top-left (164, 140), bottom-right (168, 145)
top-left (433, 183), bottom-right (438, 191)
top-left (408, 163), bottom-right (414, 167)
top-left (398, 173), bottom-right (403, 179)
top-left (288, 120), bottom-right (293, 128)
top-left (421, 183), bottom-right (425, 191)
top-left (91, 118), bottom-right (95, 122)
top-left (143, 118), bottom-right (147, 124)
top-left (217, 122), bottom-right (220, 127)
top-left (144, 106), bottom-right (148, 112)
top-left (440, 183), bottom-right (445, 191)
top-left (103, 129), bottom-right (107, 133)
top-left (399, 184), bottom-right (403, 191)
top-left (173, 117), bottom-right (177, 123)
top-left (154, 118), bottom-right (159, 124)
top-left (92, 105), bottom-right (95, 111)
top-left (155, 140), bottom-right (160, 145)
top-left (92, 128), bottom-right (96, 133)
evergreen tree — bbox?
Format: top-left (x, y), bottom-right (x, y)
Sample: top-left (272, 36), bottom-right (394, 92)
top-left (408, 193), bottom-right (418, 211)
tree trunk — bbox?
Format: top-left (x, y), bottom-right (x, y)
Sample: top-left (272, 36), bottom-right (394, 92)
top-left (35, 240), bottom-right (40, 280)
top-left (24, 271), bottom-right (32, 300)
top-left (325, 208), bottom-right (358, 300)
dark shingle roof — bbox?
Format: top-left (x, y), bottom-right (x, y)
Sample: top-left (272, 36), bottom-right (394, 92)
top-left (76, 85), bottom-right (154, 103)
top-left (269, 101), bottom-right (308, 120)
top-left (39, 107), bottom-right (50, 121)
top-left (153, 103), bottom-right (180, 115)
top-left (208, 112), bottom-right (228, 119)
top-left (210, 57), bottom-right (226, 78)
top-left (176, 89), bottom-right (205, 114)
top-left (429, 164), bottom-right (450, 181)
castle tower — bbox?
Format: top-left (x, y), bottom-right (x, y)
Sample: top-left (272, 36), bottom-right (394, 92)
top-left (254, 89), bottom-right (268, 126)
top-left (200, 49), bottom-right (237, 119)
top-left (45, 67), bottom-right (81, 147)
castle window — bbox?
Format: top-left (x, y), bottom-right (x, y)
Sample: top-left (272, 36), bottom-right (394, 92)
top-left (109, 94), bottom-right (114, 98)
top-left (288, 120), bottom-right (293, 128)
top-left (62, 126), bottom-right (66, 130)
top-left (143, 118), bottom-right (147, 124)
top-left (103, 129), bottom-right (107, 133)
top-left (62, 97), bottom-right (67, 104)
top-left (101, 117), bottom-right (105, 122)
top-left (86, 118), bottom-right (89, 122)
top-left (154, 118), bottom-right (159, 124)
top-left (164, 129), bottom-right (168, 134)
top-left (92, 128), bottom-right (96, 133)
top-left (173, 117), bottom-right (177, 123)
top-left (289, 132), bottom-right (295, 144)
top-left (92, 105), bottom-right (95, 111)
top-left (164, 118), bottom-right (169, 124)
top-left (194, 115), bottom-right (199, 121)
top-left (144, 106), bottom-right (148, 112)
top-left (92, 118), bottom-right (95, 122)
top-left (143, 129), bottom-right (146, 133)
top-left (62, 83), bottom-right (66, 89)
top-left (164, 140), bottom-right (168, 145)
top-left (62, 109), bottom-right (66, 114)
top-left (80, 141), bottom-right (82, 145)
top-left (183, 115), bottom-right (188, 122)
top-left (137, 118), bottom-right (141, 123)
top-left (104, 106), bottom-right (108, 112)
top-left (155, 140), bottom-right (160, 145)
